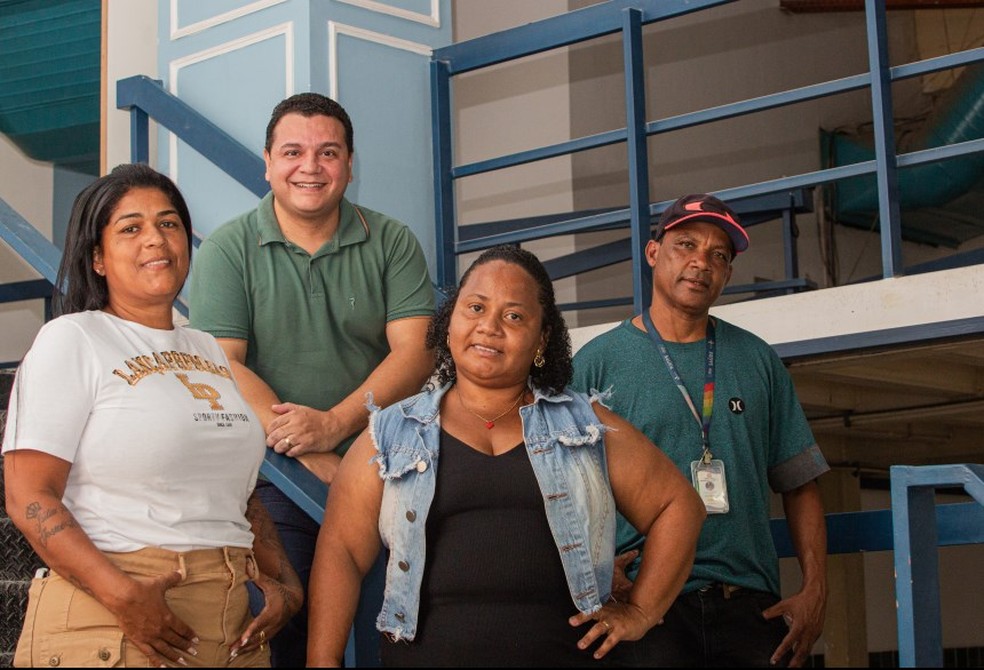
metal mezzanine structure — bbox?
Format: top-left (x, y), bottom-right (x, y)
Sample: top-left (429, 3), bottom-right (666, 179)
top-left (429, 0), bottom-right (984, 314)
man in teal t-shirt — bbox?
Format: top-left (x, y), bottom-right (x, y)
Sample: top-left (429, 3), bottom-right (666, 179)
top-left (190, 93), bottom-right (434, 668)
top-left (572, 193), bottom-right (828, 668)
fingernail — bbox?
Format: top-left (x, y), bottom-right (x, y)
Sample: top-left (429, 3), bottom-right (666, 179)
top-left (186, 646), bottom-right (198, 656)
top-left (229, 649), bottom-right (239, 660)
top-left (178, 658), bottom-right (188, 667)
top-left (192, 637), bottom-right (200, 644)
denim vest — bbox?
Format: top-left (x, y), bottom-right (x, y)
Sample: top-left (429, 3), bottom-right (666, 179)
top-left (369, 382), bottom-right (616, 641)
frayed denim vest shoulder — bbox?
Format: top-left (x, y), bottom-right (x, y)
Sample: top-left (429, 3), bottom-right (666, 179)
top-left (369, 382), bottom-right (616, 641)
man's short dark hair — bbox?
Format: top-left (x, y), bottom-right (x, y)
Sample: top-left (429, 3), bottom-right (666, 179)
top-left (264, 92), bottom-right (354, 154)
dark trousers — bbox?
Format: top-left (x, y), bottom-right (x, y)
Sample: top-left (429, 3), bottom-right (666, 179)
top-left (249, 480), bottom-right (386, 668)
top-left (609, 584), bottom-right (792, 668)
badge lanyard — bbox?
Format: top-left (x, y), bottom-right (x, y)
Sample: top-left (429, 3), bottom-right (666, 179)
top-left (642, 310), bottom-right (716, 463)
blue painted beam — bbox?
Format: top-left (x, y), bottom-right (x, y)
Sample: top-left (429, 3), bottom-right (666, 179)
top-left (433, 0), bottom-right (734, 75)
top-left (773, 315), bottom-right (984, 360)
top-left (622, 8), bottom-right (651, 314)
top-left (769, 501), bottom-right (984, 558)
top-left (890, 465), bottom-right (984, 667)
top-left (0, 197), bottom-right (61, 285)
top-left (259, 451), bottom-right (328, 525)
top-left (865, 0), bottom-right (904, 279)
top-left (0, 278), bottom-right (52, 304)
top-left (116, 76), bottom-right (268, 198)
top-left (453, 129), bottom-right (627, 179)
top-left (430, 59), bottom-right (456, 290)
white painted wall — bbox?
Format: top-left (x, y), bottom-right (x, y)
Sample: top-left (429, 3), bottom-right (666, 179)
top-left (103, 0), bottom-right (159, 172)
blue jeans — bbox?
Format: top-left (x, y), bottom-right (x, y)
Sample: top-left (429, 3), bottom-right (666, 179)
top-left (609, 584), bottom-right (792, 668)
top-left (249, 480), bottom-right (386, 667)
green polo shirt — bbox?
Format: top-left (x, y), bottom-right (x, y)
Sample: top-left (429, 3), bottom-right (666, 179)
top-left (189, 194), bottom-right (434, 453)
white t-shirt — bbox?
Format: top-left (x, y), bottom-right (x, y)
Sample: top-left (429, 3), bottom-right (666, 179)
top-left (2, 311), bottom-right (265, 552)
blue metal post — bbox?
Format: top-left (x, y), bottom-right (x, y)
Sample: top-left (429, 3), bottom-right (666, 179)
top-left (864, 0), bottom-right (904, 278)
top-left (782, 205), bottom-right (800, 292)
top-left (622, 8), bottom-right (651, 314)
top-left (888, 464), bottom-right (984, 667)
top-left (130, 107), bottom-right (149, 165)
top-left (890, 467), bottom-right (942, 667)
top-left (431, 59), bottom-right (456, 289)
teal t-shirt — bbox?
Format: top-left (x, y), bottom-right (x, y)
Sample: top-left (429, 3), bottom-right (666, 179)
top-left (571, 318), bottom-right (828, 596)
top-left (189, 194), bottom-right (435, 455)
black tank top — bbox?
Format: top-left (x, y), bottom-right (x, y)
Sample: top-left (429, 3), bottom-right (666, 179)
top-left (380, 429), bottom-right (603, 667)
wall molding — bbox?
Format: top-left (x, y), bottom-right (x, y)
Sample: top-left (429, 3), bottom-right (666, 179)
top-left (336, 0), bottom-right (441, 28)
top-left (327, 21), bottom-right (431, 99)
top-left (170, 0), bottom-right (287, 40)
top-left (167, 23), bottom-right (294, 183)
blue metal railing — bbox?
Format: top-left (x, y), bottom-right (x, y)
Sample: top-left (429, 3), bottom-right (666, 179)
top-left (430, 0), bottom-right (984, 313)
top-left (890, 464), bottom-right (984, 667)
top-left (0, 197), bottom-right (58, 366)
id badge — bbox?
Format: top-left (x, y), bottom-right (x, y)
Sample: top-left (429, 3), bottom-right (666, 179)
top-left (691, 458), bottom-right (730, 514)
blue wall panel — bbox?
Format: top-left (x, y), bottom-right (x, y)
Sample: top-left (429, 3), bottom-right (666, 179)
top-left (335, 34), bottom-right (435, 272)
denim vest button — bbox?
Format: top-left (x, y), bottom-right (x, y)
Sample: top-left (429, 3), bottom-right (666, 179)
top-left (416, 460), bottom-right (427, 473)
top-left (398, 560), bottom-right (410, 571)
top-left (406, 510), bottom-right (417, 522)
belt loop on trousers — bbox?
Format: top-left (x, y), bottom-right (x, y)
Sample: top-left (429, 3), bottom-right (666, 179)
top-left (721, 583), bottom-right (742, 599)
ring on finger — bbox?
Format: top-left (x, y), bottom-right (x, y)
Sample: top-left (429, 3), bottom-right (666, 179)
top-left (284, 436), bottom-right (293, 448)
top-left (259, 630), bottom-right (266, 642)
top-left (601, 620), bottom-right (612, 634)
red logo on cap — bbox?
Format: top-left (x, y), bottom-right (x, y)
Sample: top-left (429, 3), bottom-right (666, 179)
top-left (684, 202), bottom-right (705, 212)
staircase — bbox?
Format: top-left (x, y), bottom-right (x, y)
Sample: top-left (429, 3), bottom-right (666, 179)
top-left (0, 368), bottom-right (42, 668)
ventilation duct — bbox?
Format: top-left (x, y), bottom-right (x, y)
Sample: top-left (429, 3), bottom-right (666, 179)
top-left (824, 62), bottom-right (984, 248)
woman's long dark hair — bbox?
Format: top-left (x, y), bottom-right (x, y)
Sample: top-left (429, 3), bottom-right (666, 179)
top-left (53, 163), bottom-right (193, 316)
top-left (426, 245), bottom-right (573, 394)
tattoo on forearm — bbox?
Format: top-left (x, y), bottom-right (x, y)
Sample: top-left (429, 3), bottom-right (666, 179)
top-left (26, 501), bottom-right (80, 549)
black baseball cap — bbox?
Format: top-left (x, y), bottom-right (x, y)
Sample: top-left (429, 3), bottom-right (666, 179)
top-left (653, 193), bottom-right (749, 255)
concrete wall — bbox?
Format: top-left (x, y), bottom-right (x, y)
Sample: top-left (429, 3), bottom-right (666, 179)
top-left (0, 136), bottom-right (53, 365)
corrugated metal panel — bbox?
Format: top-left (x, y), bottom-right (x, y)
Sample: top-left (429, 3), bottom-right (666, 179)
top-left (0, 0), bottom-right (100, 166)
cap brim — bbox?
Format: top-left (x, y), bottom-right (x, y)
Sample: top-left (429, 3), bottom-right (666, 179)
top-left (664, 212), bottom-right (749, 254)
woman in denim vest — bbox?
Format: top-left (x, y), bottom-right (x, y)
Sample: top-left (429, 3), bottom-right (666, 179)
top-left (307, 245), bottom-right (704, 667)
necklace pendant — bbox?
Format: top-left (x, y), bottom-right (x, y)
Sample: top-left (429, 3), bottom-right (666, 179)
top-left (485, 420), bottom-right (495, 429)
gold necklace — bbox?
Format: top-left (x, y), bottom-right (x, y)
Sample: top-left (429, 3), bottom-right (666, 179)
top-left (457, 387), bottom-right (526, 430)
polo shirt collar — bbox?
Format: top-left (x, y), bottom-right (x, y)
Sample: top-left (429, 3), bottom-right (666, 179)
top-left (255, 193), bottom-right (369, 249)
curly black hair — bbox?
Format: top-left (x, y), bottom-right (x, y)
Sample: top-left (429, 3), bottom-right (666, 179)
top-left (425, 245), bottom-right (573, 394)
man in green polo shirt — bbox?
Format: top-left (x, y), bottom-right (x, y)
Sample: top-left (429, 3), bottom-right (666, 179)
top-left (189, 93), bottom-right (435, 668)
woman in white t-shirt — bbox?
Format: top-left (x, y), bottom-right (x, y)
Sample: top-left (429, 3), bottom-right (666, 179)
top-left (2, 164), bottom-right (302, 668)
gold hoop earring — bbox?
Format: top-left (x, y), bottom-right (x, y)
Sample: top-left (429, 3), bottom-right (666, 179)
top-left (533, 349), bottom-right (546, 368)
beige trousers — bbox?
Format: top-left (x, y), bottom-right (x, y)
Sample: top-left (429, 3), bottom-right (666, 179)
top-left (14, 546), bottom-right (270, 668)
